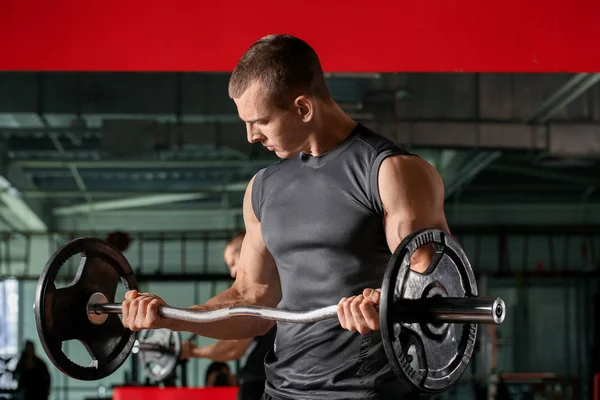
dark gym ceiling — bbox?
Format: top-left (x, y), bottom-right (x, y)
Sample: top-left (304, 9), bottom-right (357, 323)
top-left (0, 72), bottom-right (599, 231)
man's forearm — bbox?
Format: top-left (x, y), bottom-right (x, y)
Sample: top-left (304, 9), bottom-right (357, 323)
top-left (191, 344), bottom-right (214, 359)
top-left (192, 339), bottom-right (251, 362)
top-left (165, 286), bottom-right (275, 340)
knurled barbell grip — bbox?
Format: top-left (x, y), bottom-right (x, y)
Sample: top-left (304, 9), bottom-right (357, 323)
top-left (89, 296), bottom-right (505, 325)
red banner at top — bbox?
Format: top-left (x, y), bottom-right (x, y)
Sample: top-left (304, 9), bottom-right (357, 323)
top-left (1, 0), bottom-right (599, 72)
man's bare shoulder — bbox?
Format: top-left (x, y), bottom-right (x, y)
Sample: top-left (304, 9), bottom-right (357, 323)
top-left (379, 154), bottom-right (443, 189)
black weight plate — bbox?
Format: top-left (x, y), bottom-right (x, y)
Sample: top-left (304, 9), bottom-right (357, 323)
top-left (136, 329), bottom-right (181, 382)
top-left (380, 229), bottom-right (478, 394)
top-left (34, 238), bottom-right (138, 380)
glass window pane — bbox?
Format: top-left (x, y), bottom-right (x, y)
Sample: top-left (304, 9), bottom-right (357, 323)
top-left (0, 279), bottom-right (19, 355)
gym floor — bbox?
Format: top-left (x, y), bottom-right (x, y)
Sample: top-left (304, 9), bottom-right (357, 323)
top-left (1, 3), bottom-right (600, 399)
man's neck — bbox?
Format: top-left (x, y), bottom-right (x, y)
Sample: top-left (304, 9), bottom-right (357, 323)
top-left (303, 102), bottom-right (357, 156)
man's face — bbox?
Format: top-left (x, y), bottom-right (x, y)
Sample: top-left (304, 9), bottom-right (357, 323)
top-left (224, 238), bottom-right (243, 278)
top-left (234, 81), bottom-right (309, 159)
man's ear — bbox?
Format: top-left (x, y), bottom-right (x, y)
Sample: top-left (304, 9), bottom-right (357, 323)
top-left (294, 95), bottom-right (314, 122)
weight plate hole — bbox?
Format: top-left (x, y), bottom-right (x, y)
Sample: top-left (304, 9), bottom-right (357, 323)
top-left (61, 340), bottom-right (96, 368)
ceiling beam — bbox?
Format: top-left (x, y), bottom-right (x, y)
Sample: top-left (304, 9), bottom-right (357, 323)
top-left (526, 73), bottom-right (600, 123)
top-left (53, 193), bottom-right (211, 216)
top-left (45, 202), bottom-right (600, 228)
top-left (0, 145), bottom-right (48, 231)
top-left (52, 182), bottom-right (248, 216)
top-left (444, 151), bottom-right (502, 199)
top-left (3, 120), bottom-right (600, 157)
top-left (489, 165), bottom-right (600, 187)
top-left (13, 159), bottom-right (276, 169)
top-left (11, 189), bottom-right (245, 199)
top-left (0, 176), bottom-right (47, 231)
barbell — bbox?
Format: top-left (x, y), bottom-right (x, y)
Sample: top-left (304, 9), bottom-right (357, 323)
top-left (33, 228), bottom-right (506, 394)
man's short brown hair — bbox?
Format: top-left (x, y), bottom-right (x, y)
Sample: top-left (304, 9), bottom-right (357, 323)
top-left (228, 34), bottom-right (331, 108)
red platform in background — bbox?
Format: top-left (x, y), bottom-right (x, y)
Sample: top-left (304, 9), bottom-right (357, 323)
top-left (1, 0), bottom-right (600, 72)
top-left (112, 387), bottom-right (239, 400)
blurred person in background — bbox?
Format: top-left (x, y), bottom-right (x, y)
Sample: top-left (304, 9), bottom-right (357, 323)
top-left (182, 231), bottom-right (276, 400)
top-left (14, 340), bottom-right (50, 400)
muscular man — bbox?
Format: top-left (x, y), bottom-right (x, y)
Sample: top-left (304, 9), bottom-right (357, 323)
top-left (122, 34), bottom-right (449, 399)
top-left (182, 231), bottom-right (276, 400)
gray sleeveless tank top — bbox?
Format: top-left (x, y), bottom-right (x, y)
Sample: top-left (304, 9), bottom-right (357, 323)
top-left (252, 124), bottom-right (414, 399)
